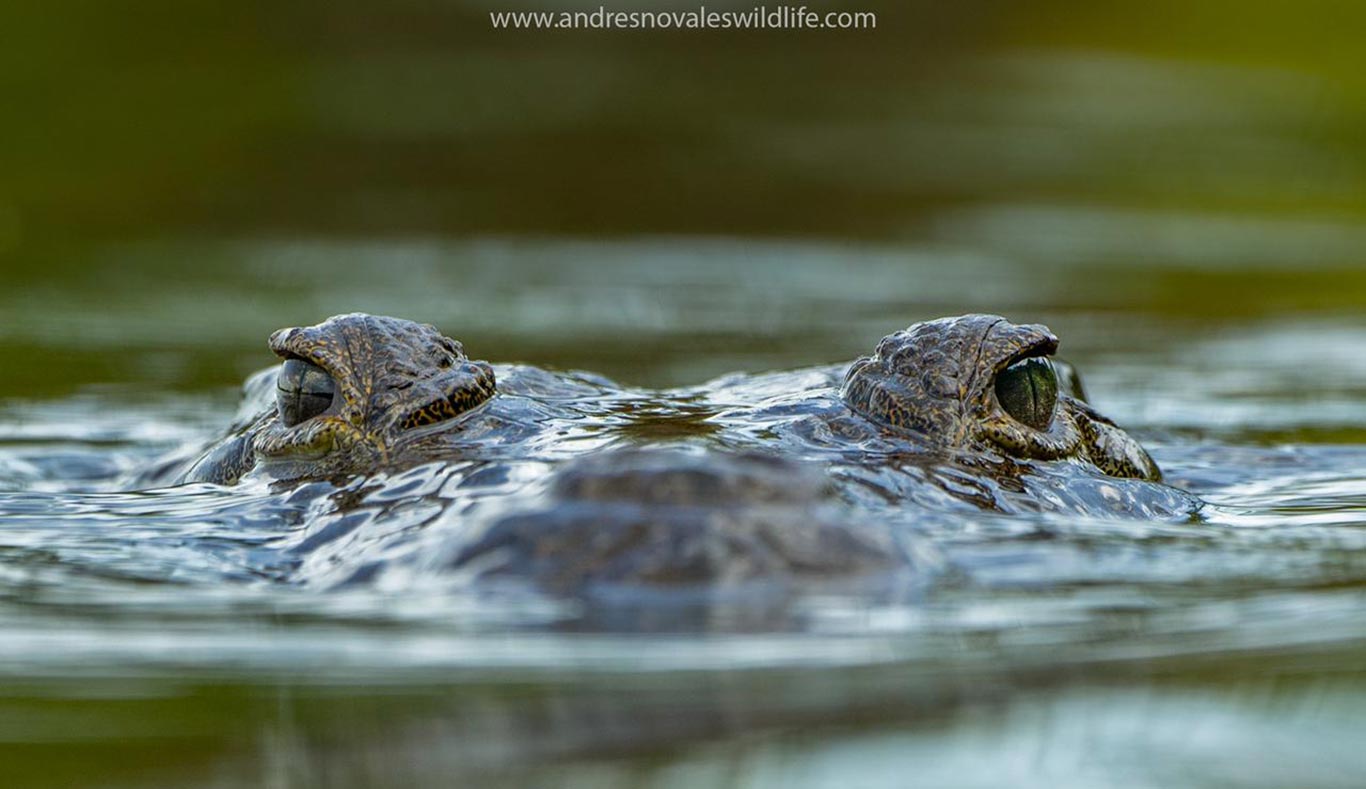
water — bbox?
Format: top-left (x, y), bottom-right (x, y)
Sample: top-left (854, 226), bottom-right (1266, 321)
top-left (2, 236), bottom-right (1364, 786)
top-left (4, 1), bottom-right (1366, 785)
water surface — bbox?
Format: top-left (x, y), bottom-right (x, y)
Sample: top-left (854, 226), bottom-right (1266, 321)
top-left (3, 2), bottom-right (1366, 786)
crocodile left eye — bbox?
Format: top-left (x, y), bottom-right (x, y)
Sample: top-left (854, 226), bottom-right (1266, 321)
top-left (994, 357), bottom-right (1058, 430)
top-left (276, 358), bottom-right (336, 427)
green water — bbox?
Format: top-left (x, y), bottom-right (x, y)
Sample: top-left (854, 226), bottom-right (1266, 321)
top-left (2, 1), bottom-right (1366, 786)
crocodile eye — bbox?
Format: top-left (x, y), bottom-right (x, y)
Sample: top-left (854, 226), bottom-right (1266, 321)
top-left (994, 357), bottom-right (1058, 431)
top-left (276, 358), bottom-right (336, 427)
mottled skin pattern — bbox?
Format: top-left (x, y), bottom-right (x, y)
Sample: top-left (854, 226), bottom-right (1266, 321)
top-left (176, 312), bottom-right (1178, 597)
top-left (184, 314), bottom-right (495, 484)
top-left (187, 312), bottom-right (1159, 488)
top-left (450, 448), bottom-right (907, 592)
top-left (840, 314), bottom-right (1160, 481)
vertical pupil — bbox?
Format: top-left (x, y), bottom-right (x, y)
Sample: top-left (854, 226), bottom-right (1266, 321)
top-left (276, 359), bottom-right (336, 427)
top-left (994, 357), bottom-right (1058, 430)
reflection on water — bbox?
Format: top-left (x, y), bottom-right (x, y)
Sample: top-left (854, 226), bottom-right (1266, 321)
top-left (2, 0), bottom-right (1366, 786)
top-left (1, 234), bottom-right (1365, 785)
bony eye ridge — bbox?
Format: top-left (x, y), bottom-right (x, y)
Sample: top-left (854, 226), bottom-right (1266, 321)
top-left (276, 358), bottom-right (337, 427)
top-left (994, 356), bottom-right (1058, 430)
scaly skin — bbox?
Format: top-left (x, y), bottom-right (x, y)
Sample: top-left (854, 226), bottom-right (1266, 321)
top-left (183, 312), bottom-right (1158, 489)
top-left (840, 314), bottom-right (1160, 480)
top-left (183, 314), bottom-right (495, 483)
top-left (173, 313), bottom-right (1180, 597)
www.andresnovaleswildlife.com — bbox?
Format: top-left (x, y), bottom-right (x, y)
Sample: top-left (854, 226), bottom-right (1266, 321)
top-left (489, 6), bottom-right (878, 30)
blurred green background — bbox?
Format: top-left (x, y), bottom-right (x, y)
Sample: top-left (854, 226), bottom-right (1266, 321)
top-left (1, 0), bottom-right (1364, 394)
top-left (3, 5), bottom-right (1366, 788)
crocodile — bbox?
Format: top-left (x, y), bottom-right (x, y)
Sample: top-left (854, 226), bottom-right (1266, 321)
top-left (447, 447), bottom-right (914, 594)
top-left (181, 314), bottom-right (499, 484)
top-left (180, 312), bottom-right (1160, 488)
top-left (839, 313), bottom-right (1160, 481)
top-left (169, 312), bottom-right (1188, 596)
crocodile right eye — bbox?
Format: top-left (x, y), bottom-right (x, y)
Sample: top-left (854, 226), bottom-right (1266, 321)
top-left (994, 356), bottom-right (1058, 431)
top-left (276, 358), bottom-right (336, 427)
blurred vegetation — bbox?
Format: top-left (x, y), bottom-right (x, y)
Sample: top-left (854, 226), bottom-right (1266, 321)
top-left (3, 0), bottom-right (1365, 247)
top-left (1, 0), bottom-right (1364, 393)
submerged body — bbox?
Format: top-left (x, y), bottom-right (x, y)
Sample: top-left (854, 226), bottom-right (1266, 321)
top-left (448, 447), bottom-right (917, 596)
top-left (172, 313), bottom-right (1190, 595)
